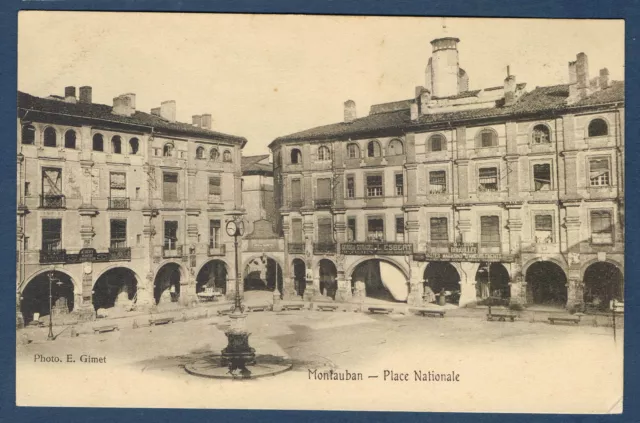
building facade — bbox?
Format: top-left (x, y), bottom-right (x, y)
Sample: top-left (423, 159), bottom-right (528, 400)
top-left (17, 86), bottom-right (247, 324)
top-left (270, 37), bottom-right (624, 309)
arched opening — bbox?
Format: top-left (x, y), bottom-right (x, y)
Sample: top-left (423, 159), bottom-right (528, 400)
top-left (153, 263), bottom-right (182, 304)
top-left (196, 260), bottom-right (228, 294)
top-left (351, 259), bottom-right (408, 303)
top-left (318, 259), bottom-right (337, 299)
top-left (367, 140), bottom-right (381, 158)
top-left (20, 271), bottom-right (75, 325)
top-left (163, 143), bottom-right (174, 157)
top-left (476, 129), bottom-right (498, 148)
top-left (292, 258), bottom-right (306, 297)
top-left (526, 261), bottom-right (567, 306)
top-left (92, 133), bottom-right (104, 151)
top-left (475, 262), bottom-right (511, 306)
top-left (111, 135), bottom-right (122, 154)
top-left (43, 127), bottom-right (57, 147)
top-left (532, 124), bottom-right (551, 144)
top-left (588, 118), bottom-right (608, 137)
top-left (317, 146), bottom-right (331, 161)
top-left (64, 130), bottom-right (76, 149)
top-left (92, 267), bottom-right (137, 311)
top-left (223, 150), bottom-right (232, 162)
top-left (290, 148), bottom-right (302, 164)
top-left (346, 143), bottom-right (360, 159)
top-left (423, 262), bottom-right (461, 305)
top-left (583, 262), bottom-right (623, 310)
top-left (21, 124), bottom-right (35, 144)
top-left (244, 256), bottom-right (283, 296)
top-left (196, 146), bottom-right (204, 159)
top-left (387, 139), bottom-right (404, 156)
top-left (129, 137), bottom-right (139, 154)
top-left (428, 134), bottom-right (445, 152)
top-left (210, 148), bottom-right (220, 161)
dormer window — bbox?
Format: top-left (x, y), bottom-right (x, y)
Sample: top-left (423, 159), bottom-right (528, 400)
top-left (318, 146), bottom-right (331, 161)
top-left (367, 140), bottom-right (381, 158)
top-left (346, 143), bottom-right (360, 159)
top-left (163, 143), bottom-right (174, 157)
top-left (387, 139), bottom-right (404, 156)
top-left (196, 146), bottom-right (204, 159)
top-left (532, 125), bottom-right (551, 144)
top-left (290, 148), bottom-right (302, 164)
top-left (588, 118), bottom-right (608, 137)
top-left (223, 150), bottom-right (232, 162)
top-left (43, 127), bottom-right (57, 147)
top-left (428, 134), bottom-right (445, 152)
top-left (476, 129), bottom-right (498, 148)
top-left (21, 124), bottom-right (35, 145)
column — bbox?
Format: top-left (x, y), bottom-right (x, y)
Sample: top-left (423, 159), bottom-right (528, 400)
top-left (562, 151), bottom-right (579, 198)
top-left (458, 262), bottom-right (478, 307)
top-left (563, 201), bottom-right (583, 308)
top-left (302, 210), bottom-right (315, 300)
top-left (407, 261), bottom-right (424, 306)
top-left (456, 159), bottom-right (470, 201)
top-left (333, 209), bottom-right (350, 302)
top-left (506, 204), bottom-right (524, 305)
top-left (281, 212), bottom-right (296, 299)
top-left (138, 207), bottom-right (157, 308)
top-left (505, 155), bottom-right (520, 199)
top-left (455, 205), bottom-right (472, 243)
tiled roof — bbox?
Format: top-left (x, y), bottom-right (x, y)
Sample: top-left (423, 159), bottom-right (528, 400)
top-left (17, 91), bottom-right (247, 146)
top-left (273, 81), bottom-right (624, 143)
top-left (241, 154), bottom-right (272, 175)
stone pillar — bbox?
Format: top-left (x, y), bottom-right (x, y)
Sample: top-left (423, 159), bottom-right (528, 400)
top-left (138, 208), bottom-right (158, 308)
top-left (458, 262), bottom-right (478, 307)
top-left (505, 155), bottom-right (520, 200)
top-left (303, 172), bottom-right (313, 209)
top-left (455, 205), bottom-right (472, 243)
top-left (456, 159), bottom-right (470, 201)
top-left (563, 201), bottom-right (583, 309)
top-left (303, 258), bottom-right (315, 301)
top-left (281, 213), bottom-right (296, 299)
top-left (407, 261), bottom-right (424, 306)
top-left (562, 151), bottom-right (579, 198)
top-left (404, 204), bottom-right (421, 247)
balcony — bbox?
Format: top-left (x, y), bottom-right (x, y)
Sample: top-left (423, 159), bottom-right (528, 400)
top-left (40, 194), bottom-right (65, 209)
top-left (290, 199), bottom-right (303, 209)
top-left (108, 247), bottom-right (131, 261)
top-left (288, 243), bottom-right (305, 254)
top-left (208, 245), bottom-right (226, 256)
top-left (108, 197), bottom-right (130, 210)
top-left (313, 242), bottom-right (336, 254)
top-left (314, 198), bottom-right (332, 209)
top-left (39, 248), bottom-right (66, 264)
top-left (163, 244), bottom-right (183, 258)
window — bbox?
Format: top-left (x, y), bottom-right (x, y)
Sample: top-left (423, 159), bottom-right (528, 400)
top-left (534, 215), bottom-right (553, 244)
top-left (366, 174), bottom-right (383, 197)
top-left (477, 129), bottom-right (497, 148)
top-left (532, 125), bottom-right (551, 144)
top-left (318, 146), bottom-right (331, 161)
top-left (533, 163), bottom-right (552, 191)
top-left (42, 219), bottom-right (62, 251)
top-left (367, 140), bottom-right (381, 158)
top-left (290, 148), bottom-right (302, 164)
top-left (388, 139), bottom-right (404, 156)
top-left (588, 118), bottom-right (608, 137)
top-left (129, 138), bottom-right (139, 154)
top-left (64, 130), bottom-right (76, 149)
top-left (110, 172), bottom-right (127, 208)
top-left (347, 217), bottom-right (356, 241)
top-left (367, 217), bottom-right (384, 242)
top-left (24, 236), bottom-right (29, 251)
top-left (92, 134), bottom-right (104, 151)
top-left (111, 136), bottom-right (122, 154)
top-left (164, 221), bottom-right (178, 250)
top-left (223, 150), bottom-right (232, 162)
top-left (210, 148), bottom-right (220, 161)
top-left (589, 157), bottom-right (611, 187)
top-left (430, 217), bottom-right (449, 242)
top-left (41, 168), bottom-right (63, 206)
top-left (395, 216), bottom-right (405, 242)
top-left (291, 179), bottom-right (302, 207)
top-left (429, 170), bottom-right (446, 194)
top-left (209, 176), bottom-right (222, 196)
top-left (316, 178), bottom-right (331, 201)
top-left (136, 234), bottom-right (141, 245)
top-left (478, 167), bottom-right (499, 192)
top-left (135, 187), bottom-right (140, 199)
top-left (429, 135), bottom-right (445, 152)
top-left (196, 147), bottom-right (204, 159)
top-left (480, 216), bottom-right (500, 247)
top-left (163, 173), bottom-right (179, 201)
top-left (395, 173), bottom-right (404, 196)
top-left (291, 218), bottom-right (303, 242)
top-left (110, 219), bottom-right (127, 249)
top-left (24, 182), bottom-right (30, 197)
top-left (317, 217), bottom-right (333, 243)
top-left (43, 127), bottom-right (57, 147)
top-left (347, 143), bottom-right (360, 159)
top-left (209, 220), bottom-right (221, 248)
top-left (346, 176), bottom-right (355, 198)
top-left (21, 124), bottom-right (35, 145)
top-left (163, 143), bottom-right (174, 157)
top-left (591, 210), bottom-right (613, 244)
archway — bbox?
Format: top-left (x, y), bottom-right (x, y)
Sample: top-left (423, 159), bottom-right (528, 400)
top-left (351, 259), bottom-right (408, 302)
top-left (196, 260), bottom-right (228, 294)
top-left (583, 262), bottom-right (623, 310)
top-left (244, 256), bottom-right (283, 293)
top-left (318, 259), bottom-right (337, 299)
top-left (423, 262), bottom-right (461, 305)
top-left (93, 267), bottom-right (138, 311)
top-left (154, 262), bottom-right (182, 304)
top-left (20, 271), bottom-right (75, 325)
top-left (526, 261), bottom-right (567, 306)
top-left (292, 258), bottom-right (306, 297)
top-left (475, 262), bottom-right (510, 306)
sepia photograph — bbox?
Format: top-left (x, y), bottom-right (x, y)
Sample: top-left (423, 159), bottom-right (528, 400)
top-left (15, 12), bottom-right (624, 413)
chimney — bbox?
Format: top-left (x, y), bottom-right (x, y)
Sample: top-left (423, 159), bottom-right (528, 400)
top-left (576, 52), bottom-right (590, 98)
top-left (344, 100), bottom-right (356, 123)
top-left (192, 115), bottom-right (202, 127)
top-left (112, 93), bottom-right (136, 117)
top-left (410, 101), bottom-right (419, 121)
top-left (160, 100), bottom-right (176, 122)
top-left (429, 37), bottom-right (461, 98)
top-left (79, 86), bottom-right (92, 104)
top-left (599, 68), bottom-right (610, 89)
top-left (151, 107), bottom-right (161, 117)
top-left (201, 114), bottom-right (212, 129)
top-left (64, 86), bottom-right (77, 104)
top-left (504, 67), bottom-right (517, 106)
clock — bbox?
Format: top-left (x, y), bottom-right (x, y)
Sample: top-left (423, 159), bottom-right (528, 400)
top-left (226, 221), bottom-right (237, 237)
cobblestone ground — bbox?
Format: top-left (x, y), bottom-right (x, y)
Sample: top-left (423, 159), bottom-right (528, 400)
top-left (16, 308), bottom-right (623, 413)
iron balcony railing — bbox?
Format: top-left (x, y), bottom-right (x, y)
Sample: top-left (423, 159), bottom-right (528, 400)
top-left (108, 247), bottom-right (131, 261)
top-left (39, 248), bottom-right (66, 264)
top-left (313, 242), bottom-right (336, 254)
top-left (40, 194), bottom-right (65, 209)
top-left (163, 244), bottom-right (183, 258)
top-left (290, 199), bottom-right (303, 208)
top-left (108, 197), bottom-right (130, 210)
top-left (314, 198), bottom-right (332, 209)
top-left (288, 243), bottom-right (305, 254)
top-left (208, 244), bottom-right (226, 256)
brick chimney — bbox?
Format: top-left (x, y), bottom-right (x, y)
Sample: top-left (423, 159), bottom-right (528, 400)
top-left (64, 86), bottom-right (77, 104)
top-left (112, 93), bottom-right (136, 117)
top-left (79, 86), bottom-right (92, 104)
top-left (344, 100), bottom-right (356, 123)
top-left (504, 67), bottom-right (517, 106)
top-left (160, 100), bottom-right (176, 122)
top-left (192, 115), bottom-right (202, 127)
top-left (410, 101), bottom-right (419, 121)
top-left (568, 52), bottom-right (590, 104)
top-left (599, 68), bottom-right (610, 89)
top-left (201, 114), bottom-right (212, 129)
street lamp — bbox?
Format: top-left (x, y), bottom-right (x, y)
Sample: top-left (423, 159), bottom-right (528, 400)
top-left (47, 269), bottom-right (62, 341)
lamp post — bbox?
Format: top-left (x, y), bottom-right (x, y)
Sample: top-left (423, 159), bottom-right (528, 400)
top-left (47, 270), bottom-right (61, 341)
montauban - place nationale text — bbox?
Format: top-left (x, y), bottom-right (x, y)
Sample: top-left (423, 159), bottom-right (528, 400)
top-left (308, 369), bottom-right (461, 382)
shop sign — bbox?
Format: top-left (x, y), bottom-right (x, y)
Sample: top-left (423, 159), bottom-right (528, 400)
top-left (413, 252), bottom-right (515, 263)
top-left (340, 242), bottom-right (413, 256)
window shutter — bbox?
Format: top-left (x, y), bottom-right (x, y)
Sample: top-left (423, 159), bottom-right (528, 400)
top-left (317, 217), bottom-right (332, 243)
top-left (317, 178), bottom-right (331, 199)
top-left (163, 173), bottom-right (178, 201)
top-left (291, 219), bottom-right (302, 242)
top-left (209, 176), bottom-right (222, 195)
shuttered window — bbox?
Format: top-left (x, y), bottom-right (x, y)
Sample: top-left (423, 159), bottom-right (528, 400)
top-left (316, 178), bottom-right (331, 199)
top-left (589, 158), bottom-right (610, 187)
top-left (209, 176), bottom-right (222, 196)
top-left (317, 217), bottom-right (333, 243)
top-left (42, 168), bottom-right (62, 195)
top-left (347, 217), bottom-right (356, 241)
top-left (163, 173), bottom-right (178, 201)
top-left (533, 164), bottom-right (551, 191)
top-left (346, 176), bottom-right (355, 198)
top-left (291, 179), bottom-right (302, 207)
top-left (430, 217), bottom-right (448, 242)
top-left (366, 175), bottom-right (383, 197)
top-left (480, 216), bottom-right (500, 246)
top-left (209, 219), bottom-right (221, 248)
top-left (291, 219), bottom-right (303, 242)
top-left (429, 171), bottom-right (446, 194)
top-left (395, 174), bottom-right (404, 196)
top-left (478, 167), bottom-right (498, 192)
top-left (590, 210), bottom-right (613, 244)
top-left (367, 217), bottom-right (384, 242)
top-left (110, 172), bottom-right (126, 198)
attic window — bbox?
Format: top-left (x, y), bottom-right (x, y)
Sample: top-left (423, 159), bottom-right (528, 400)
top-left (318, 146), bottom-right (331, 161)
top-left (111, 135), bottom-right (122, 154)
top-left (223, 150), bottom-right (232, 163)
top-left (290, 148), bottom-right (302, 164)
top-left (387, 139), bottom-right (404, 156)
top-left (129, 138), bottom-right (139, 154)
top-left (532, 125), bottom-right (551, 144)
top-left (21, 124), bottom-right (35, 145)
top-left (347, 143), bottom-right (360, 159)
top-left (476, 129), bottom-right (498, 148)
top-left (429, 135), bottom-right (445, 152)
top-left (196, 146), bottom-right (204, 159)
top-left (163, 143), bottom-right (174, 157)
top-left (64, 130), bottom-right (76, 149)
top-left (92, 133), bottom-right (104, 151)
top-left (43, 127), bottom-right (57, 147)
top-left (588, 119), bottom-right (608, 137)
top-left (367, 140), bottom-right (381, 158)
top-left (210, 148), bottom-right (220, 161)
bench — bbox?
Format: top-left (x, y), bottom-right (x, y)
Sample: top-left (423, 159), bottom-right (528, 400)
top-left (217, 308), bottom-right (234, 316)
top-left (93, 324), bottom-right (119, 334)
top-left (487, 312), bottom-right (517, 322)
top-left (247, 305), bottom-right (270, 312)
top-left (548, 315), bottom-right (581, 325)
top-left (317, 304), bottom-right (339, 312)
top-left (368, 307), bottom-right (394, 315)
top-left (281, 304), bottom-right (305, 311)
top-left (410, 308), bottom-right (446, 318)
top-left (149, 316), bottom-right (175, 326)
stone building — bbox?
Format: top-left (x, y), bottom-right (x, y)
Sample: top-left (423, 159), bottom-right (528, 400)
top-left (270, 37), bottom-right (624, 309)
top-left (17, 86), bottom-right (246, 324)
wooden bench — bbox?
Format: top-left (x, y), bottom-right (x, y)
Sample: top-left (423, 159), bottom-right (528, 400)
top-left (93, 324), bottom-right (119, 334)
top-left (487, 312), bottom-right (517, 322)
top-left (548, 315), bottom-right (581, 325)
top-left (217, 308), bottom-right (233, 316)
top-left (281, 304), bottom-right (305, 311)
top-left (368, 307), bottom-right (394, 315)
top-left (149, 316), bottom-right (175, 326)
top-left (247, 305), bottom-right (270, 312)
top-left (410, 308), bottom-right (446, 318)
top-left (317, 304), bottom-right (339, 312)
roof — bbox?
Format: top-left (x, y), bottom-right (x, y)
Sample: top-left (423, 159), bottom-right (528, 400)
top-left (17, 91), bottom-right (247, 146)
top-left (272, 81), bottom-right (624, 144)
top-left (241, 154), bottom-right (273, 176)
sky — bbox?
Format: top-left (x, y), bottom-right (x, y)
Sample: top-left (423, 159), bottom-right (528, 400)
top-left (18, 13), bottom-right (624, 157)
